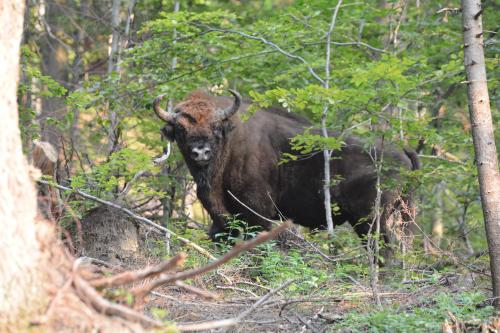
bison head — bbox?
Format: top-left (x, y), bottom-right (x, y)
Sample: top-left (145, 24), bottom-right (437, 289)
top-left (153, 90), bottom-right (241, 167)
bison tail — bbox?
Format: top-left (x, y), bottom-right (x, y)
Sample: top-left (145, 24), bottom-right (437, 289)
top-left (403, 148), bottom-right (421, 170)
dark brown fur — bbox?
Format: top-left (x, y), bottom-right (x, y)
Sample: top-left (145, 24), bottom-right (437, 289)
top-left (157, 90), bottom-right (419, 243)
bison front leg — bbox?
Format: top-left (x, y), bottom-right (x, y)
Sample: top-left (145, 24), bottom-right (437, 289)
top-left (208, 213), bottom-right (235, 243)
top-left (197, 188), bottom-right (235, 243)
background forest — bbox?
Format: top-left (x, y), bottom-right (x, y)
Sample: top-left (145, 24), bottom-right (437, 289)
top-left (17, 0), bottom-right (499, 331)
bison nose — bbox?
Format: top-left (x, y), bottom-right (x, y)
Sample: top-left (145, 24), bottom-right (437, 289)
top-left (191, 145), bottom-right (212, 162)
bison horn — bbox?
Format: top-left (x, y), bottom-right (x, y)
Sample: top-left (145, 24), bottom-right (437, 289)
top-left (153, 94), bottom-right (177, 123)
top-left (214, 89), bottom-right (242, 121)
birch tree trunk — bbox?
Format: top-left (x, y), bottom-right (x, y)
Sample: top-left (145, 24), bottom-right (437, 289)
top-left (0, 0), bottom-right (46, 327)
top-left (461, 0), bottom-right (500, 309)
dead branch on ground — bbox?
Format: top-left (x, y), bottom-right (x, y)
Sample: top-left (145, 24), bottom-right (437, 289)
top-left (90, 253), bottom-right (187, 289)
top-left (59, 221), bottom-right (291, 330)
top-left (131, 221), bottom-right (293, 304)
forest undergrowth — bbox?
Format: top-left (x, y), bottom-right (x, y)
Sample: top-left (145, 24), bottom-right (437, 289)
top-left (74, 212), bottom-right (496, 333)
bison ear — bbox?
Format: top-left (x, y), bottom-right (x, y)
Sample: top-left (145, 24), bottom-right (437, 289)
top-left (160, 124), bottom-right (175, 142)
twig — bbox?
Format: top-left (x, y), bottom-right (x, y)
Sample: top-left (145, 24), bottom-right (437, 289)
top-left (153, 142), bottom-right (171, 164)
top-left (237, 280), bottom-right (272, 291)
top-left (37, 179), bottom-right (216, 260)
top-left (118, 170), bottom-right (149, 197)
top-left (297, 313), bottom-right (320, 333)
top-left (173, 278), bottom-right (295, 332)
top-left (90, 253), bottom-right (187, 288)
top-left (131, 221), bottom-right (293, 302)
top-left (216, 285), bottom-right (258, 298)
top-left (227, 190), bottom-right (279, 225)
top-left (176, 318), bottom-right (238, 332)
top-left (236, 279), bottom-right (295, 321)
top-left (175, 281), bottom-right (219, 300)
top-left (436, 7), bottom-right (461, 14)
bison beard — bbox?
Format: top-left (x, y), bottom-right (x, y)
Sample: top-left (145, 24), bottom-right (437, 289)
top-left (153, 89), bottom-right (419, 250)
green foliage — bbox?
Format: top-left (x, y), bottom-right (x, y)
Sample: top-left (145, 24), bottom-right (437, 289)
top-left (18, 46), bottom-right (68, 145)
top-left (334, 291), bottom-right (495, 332)
top-left (249, 245), bottom-right (330, 293)
top-left (70, 148), bottom-right (163, 198)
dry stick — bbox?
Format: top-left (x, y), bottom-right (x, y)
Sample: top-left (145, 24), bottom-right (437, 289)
top-left (216, 285), bottom-right (259, 298)
top-left (235, 279), bottom-right (295, 321)
top-left (71, 258), bottom-right (162, 328)
top-left (90, 253), bottom-right (187, 288)
top-left (132, 221), bottom-right (293, 302)
top-left (37, 179), bottom-right (216, 261)
top-left (175, 279), bottom-right (295, 332)
top-left (73, 275), bottom-right (163, 328)
top-left (367, 145), bottom-right (384, 308)
top-left (175, 281), bottom-right (219, 300)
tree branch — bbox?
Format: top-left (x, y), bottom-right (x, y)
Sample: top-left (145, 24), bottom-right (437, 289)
top-left (192, 23), bottom-right (325, 85)
top-left (90, 253), bottom-right (187, 288)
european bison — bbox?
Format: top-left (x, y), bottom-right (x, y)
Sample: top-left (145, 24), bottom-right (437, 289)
top-left (153, 89), bottom-right (418, 247)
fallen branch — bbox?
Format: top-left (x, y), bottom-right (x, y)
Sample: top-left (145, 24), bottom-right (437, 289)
top-left (235, 279), bottom-right (295, 321)
top-left (176, 318), bottom-right (238, 332)
top-left (175, 281), bottom-right (219, 300)
top-left (37, 179), bottom-right (216, 260)
top-left (71, 259), bottom-right (162, 328)
top-left (131, 221), bottom-right (292, 303)
top-left (90, 253), bottom-right (187, 288)
top-left (73, 275), bottom-right (162, 328)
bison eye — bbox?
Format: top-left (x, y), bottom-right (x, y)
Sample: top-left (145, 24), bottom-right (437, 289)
top-left (161, 124), bottom-right (175, 142)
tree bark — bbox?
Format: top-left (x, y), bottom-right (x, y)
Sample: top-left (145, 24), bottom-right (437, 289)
top-left (461, 0), bottom-right (500, 309)
top-left (0, 0), bottom-right (46, 327)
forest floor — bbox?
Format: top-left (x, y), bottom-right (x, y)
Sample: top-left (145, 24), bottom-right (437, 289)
top-left (69, 206), bottom-right (497, 332)
top-left (90, 220), bottom-right (497, 333)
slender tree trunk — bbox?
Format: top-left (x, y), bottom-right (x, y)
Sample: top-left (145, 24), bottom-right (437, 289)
top-left (107, 0), bottom-right (122, 154)
top-left (461, 0), bottom-right (500, 309)
top-left (321, 0), bottom-right (342, 236)
top-left (0, 1), bottom-right (46, 327)
top-left (161, 0), bottom-right (180, 230)
top-left (70, 0), bottom-right (88, 149)
top-left (39, 0), bottom-right (69, 153)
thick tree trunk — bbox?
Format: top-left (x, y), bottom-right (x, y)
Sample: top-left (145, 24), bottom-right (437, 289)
top-left (0, 1), bottom-right (46, 327)
top-left (461, 0), bottom-right (500, 309)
